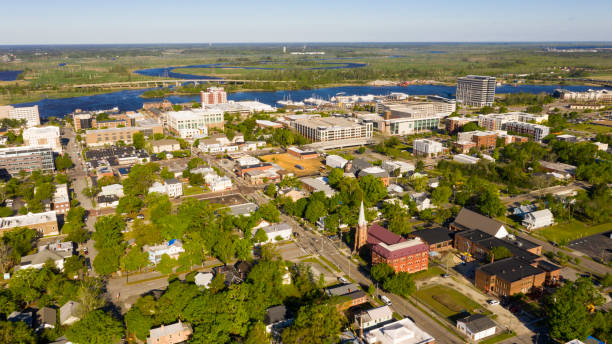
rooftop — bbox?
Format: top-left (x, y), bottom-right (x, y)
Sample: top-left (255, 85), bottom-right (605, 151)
top-left (411, 227), bottom-right (453, 245)
top-left (452, 208), bottom-right (506, 237)
top-left (0, 211), bottom-right (57, 229)
top-left (373, 238), bottom-right (429, 260)
top-left (365, 318), bottom-right (434, 344)
top-left (148, 321), bottom-right (192, 340)
top-left (478, 257), bottom-right (544, 282)
top-left (367, 223), bottom-right (405, 246)
top-left (457, 314), bottom-right (496, 333)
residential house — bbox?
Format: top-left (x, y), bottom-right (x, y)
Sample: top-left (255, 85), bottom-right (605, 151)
top-left (253, 223), bottom-right (293, 244)
top-left (264, 305), bottom-right (293, 333)
top-left (52, 184), bottom-right (70, 214)
top-left (99, 184), bottom-right (124, 198)
top-left (212, 265), bottom-right (243, 286)
top-left (300, 177), bottom-right (336, 197)
top-left (325, 283), bottom-right (368, 311)
top-left (147, 321), bottom-right (193, 344)
top-left (358, 167), bottom-right (390, 186)
top-left (97, 195), bottom-right (119, 208)
top-left (144, 240), bottom-right (184, 264)
top-left (60, 301), bottom-right (82, 325)
top-left (522, 209), bottom-right (554, 229)
top-left (409, 192), bottom-right (433, 211)
top-left (208, 176), bottom-right (232, 192)
top-left (511, 204), bottom-right (537, 218)
top-left (36, 307), bottom-right (57, 330)
top-left (456, 314), bottom-right (496, 341)
top-left (194, 272), bottom-right (214, 288)
top-left (228, 202), bottom-right (258, 217)
top-left (152, 139), bottom-right (181, 154)
top-left (8, 310), bottom-right (34, 327)
top-left (19, 241), bottom-right (73, 271)
top-left (355, 305), bottom-right (394, 330)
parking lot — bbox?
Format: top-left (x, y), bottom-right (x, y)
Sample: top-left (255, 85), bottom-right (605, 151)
top-left (568, 231), bottom-right (612, 263)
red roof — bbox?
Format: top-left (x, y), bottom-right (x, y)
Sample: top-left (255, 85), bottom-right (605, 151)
top-left (367, 223), bottom-right (405, 246)
top-left (372, 240), bottom-right (429, 260)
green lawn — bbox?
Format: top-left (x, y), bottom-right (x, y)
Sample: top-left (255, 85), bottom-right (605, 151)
top-left (411, 266), bottom-right (444, 281)
top-left (183, 185), bottom-right (205, 196)
top-left (565, 123), bottom-right (612, 135)
top-left (415, 285), bottom-right (487, 319)
top-left (536, 220), bottom-right (612, 244)
top-left (479, 331), bottom-right (516, 344)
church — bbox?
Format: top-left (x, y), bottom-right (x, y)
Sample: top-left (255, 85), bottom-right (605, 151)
top-left (354, 201), bottom-right (429, 274)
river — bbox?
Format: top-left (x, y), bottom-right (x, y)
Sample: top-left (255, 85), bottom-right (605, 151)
top-left (0, 70), bottom-right (22, 81)
top-left (10, 84), bottom-right (609, 119)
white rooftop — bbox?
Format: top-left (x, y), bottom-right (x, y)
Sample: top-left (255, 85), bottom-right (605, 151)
top-left (365, 318), bottom-right (434, 344)
top-left (0, 211), bottom-right (57, 229)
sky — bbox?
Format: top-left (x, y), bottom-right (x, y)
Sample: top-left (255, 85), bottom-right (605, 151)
top-left (1, 0), bottom-right (611, 44)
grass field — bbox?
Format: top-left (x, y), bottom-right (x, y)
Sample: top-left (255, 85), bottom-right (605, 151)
top-left (565, 123), bottom-right (612, 135)
top-left (260, 153), bottom-right (322, 176)
top-left (536, 220), bottom-right (612, 243)
top-left (411, 266), bottom-right (445, 281)
top-left (415, 285), bottom-right (487, 320)
top-left (479, 331), bottom-right (516, 344)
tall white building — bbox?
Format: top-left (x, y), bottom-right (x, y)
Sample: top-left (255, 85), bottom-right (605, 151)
top-left (165, 109), bottom-right (223, 139)
top-left (456, 75), bottom-right (496, 107)
top-left (23, 126), bottom-right (62, 153)
top-left (0, 105), bottom-right (41, 127)
top-left (292, 117), bottom-right (373, 142)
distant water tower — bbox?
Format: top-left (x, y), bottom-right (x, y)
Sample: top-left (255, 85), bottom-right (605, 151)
top-left (283, 46), bottom-right (287, 54)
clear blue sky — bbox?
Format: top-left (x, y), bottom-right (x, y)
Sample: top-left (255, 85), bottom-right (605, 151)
top-left (2, 0), bottom-right (611, 44)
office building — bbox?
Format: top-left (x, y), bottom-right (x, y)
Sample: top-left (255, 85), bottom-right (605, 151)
top-left (84, 123), bottom-right (163, 147)
top-left (292, 117), bottom-right (373, 142)
top-left (0, 105), bottom-right (41, 127)
top-left (377, 108), bottom-right (443, 136)
top-left (23, 126), bottom-right (62, 153)
top-left (0, 211), bottom-right (59, 237)
top-left (457, 130), bottom-right (498, 150)
top-left (0, 146), bottom-right (54, 177)
top-left (73, 112), bottom-right (132, 131)
top-left (413, 139), bottom-right (444, 157)
top-left (376, 99), bottom-right (456, 118)
top-left (165, 109), bottom-right (223, 138)
top-left (445, 116), bottom-right (478, 134)
top-left (456, 75), bottom-right (496, 107)
top-left (200, 87), bottom-right (227, 105)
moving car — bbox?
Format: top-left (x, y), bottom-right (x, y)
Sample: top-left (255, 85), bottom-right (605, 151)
top-left (380, 295), bottom-right (392, 305)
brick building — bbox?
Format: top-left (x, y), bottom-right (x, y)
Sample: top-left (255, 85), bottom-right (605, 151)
top-left (0, 211), bottom-right (59, 237)
top-left (475, 257), bottom-right (546, 297)
top-left (287, 147), bottom-right (318, 160)
top-left (410, 227), bottom-right (453, 252)
top-left (200, 87), bottom-right (227, 105)
top-left (367, 223), bottom-right (429, 273)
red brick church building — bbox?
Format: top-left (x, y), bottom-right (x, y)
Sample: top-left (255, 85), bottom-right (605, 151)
top-left (354, 201), bottom-right (429, 273)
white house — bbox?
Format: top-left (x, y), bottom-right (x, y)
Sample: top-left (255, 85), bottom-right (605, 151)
top-left (410, 192), bottom-right (433, 211)
top-left (522, 209), bottom-right (554, 229)
top-left (194, 272), bottom-right (214, 288)
top-left (326, 155), bottom-right (348, 169)
top-left (144, 240), bottom-right (184, 264)
top-left (357, 305), bottom-right (394, 330)
top-left (456, 314), bottom-right (496, 341)
top-left (148, 182), bottom-right (167, 195)
top-left (100, 184), bottom-right (124, 198)
top-left (165, 179), bottom-right (183, 198)
top-left (254, 223), bottom-right (293, 244)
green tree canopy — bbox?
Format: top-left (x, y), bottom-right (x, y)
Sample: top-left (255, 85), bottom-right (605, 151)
top-left (65, 310), bottom-right (124, 344)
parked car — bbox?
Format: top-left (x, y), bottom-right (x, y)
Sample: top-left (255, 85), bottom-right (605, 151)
top-left (380, 295), bottom-right (392, 305)
top-left (136, 214), bottom-right (145, 220)
top-left (338, 276), bottom-right (349, 284)
top-left (442, 273), bottom-right (451, 278)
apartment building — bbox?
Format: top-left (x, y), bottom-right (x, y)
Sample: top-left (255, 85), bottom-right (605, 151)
top-left (554, 88), bottom-right (612, 104)
top-left (0, 105), bottom-right (41, 127)
top-left (0, 211), bottom-right (59, 237)
top-left (292, 117), bottom-right (373, 142)
top-left (165, 109), bottom-right (223, 138)
top-left (0, 146), bottom-right (54, 177)
top-left (151, 139), bottom-right (181, 153)
top-left (456, 75), bottom-right (496, 107)
top-left (445, 116), bottom-right (478, 134)
top-left (413, 139), bottom-right (444, 157)
top-left (23, 126), bottom-right (62, 153)
top-left (504, 122), bottom-right (550, 142)
top-left (478, 112), bottom-right (548, 131)
top-left (200, 87), bottom-right (227, 105)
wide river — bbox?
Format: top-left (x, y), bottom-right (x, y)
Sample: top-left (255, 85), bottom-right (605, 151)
top-left (11, 84), bottom-right (609, 119)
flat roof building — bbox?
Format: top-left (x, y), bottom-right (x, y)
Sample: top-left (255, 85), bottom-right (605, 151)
top-left (456, 75), bottom-right (496, 107)
top-left (365, 318), bottom-right (435, 344)
top-left (0, 211), bottom-right (58, 237)
top-left (292, 117), bottom-right (373, 143)
top-left (0, 146), bottom-right (54, 177)
top-left (23, 126), bottom-right (62, 153)
top-left (165, 109), bottom-right (224, 138)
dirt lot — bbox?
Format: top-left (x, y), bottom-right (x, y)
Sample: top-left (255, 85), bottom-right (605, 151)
top-left (260, 153), bottom-right (322, 176)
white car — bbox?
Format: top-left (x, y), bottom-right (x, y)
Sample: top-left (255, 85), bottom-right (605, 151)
top-left (487, 299), bottom-right (500, 305)
top-left (380, 295), bottom-right (392, 305)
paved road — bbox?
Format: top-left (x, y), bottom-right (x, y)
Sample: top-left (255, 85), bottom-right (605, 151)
top-left (252, 191), bottom-right (464, 344)
top-left (501, 182), bottom-right (588, 206)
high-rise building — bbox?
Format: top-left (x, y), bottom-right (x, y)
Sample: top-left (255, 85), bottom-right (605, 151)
top-left (200, 87), bottom-right (227, 105)
top-left (0, 105), bottom-right (41, 127)
top-left (456, 75), bottom-right (496, 107)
